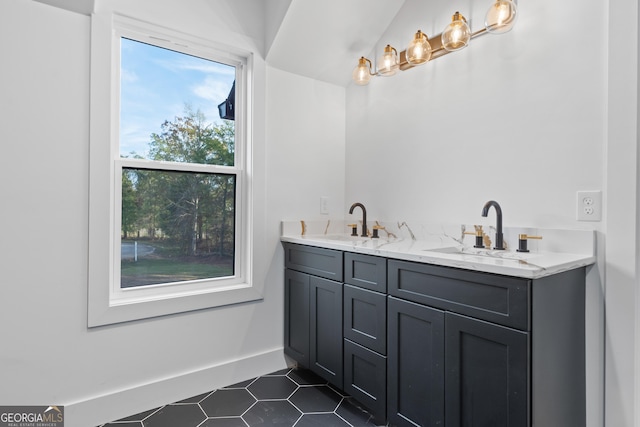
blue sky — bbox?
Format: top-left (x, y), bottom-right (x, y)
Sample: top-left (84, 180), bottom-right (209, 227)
top-left (119, 38), bottom-right (235, 158)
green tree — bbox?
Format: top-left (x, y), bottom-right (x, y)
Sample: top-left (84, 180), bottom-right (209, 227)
top-left (129, 106), bottom-right (236, 256)
top-left (121, 169), bottom-right (139, 239)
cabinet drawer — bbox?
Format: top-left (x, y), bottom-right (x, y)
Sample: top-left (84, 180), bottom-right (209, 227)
top-left (344, 252), bottom-right (387, 292)
top-left (344, 339), bottom-right (386, 424)
top-left (344, 285), bottom-right (387, 355)
top-left (284, 243), bottom-right (343, 281)
top-left (388, 260), bottom-right (530, 330)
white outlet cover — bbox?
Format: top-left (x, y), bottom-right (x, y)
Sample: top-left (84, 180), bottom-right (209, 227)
top-left (577, 190), bottom-right (602, 221)
top-left (320, 196), bottom-right (329, 215)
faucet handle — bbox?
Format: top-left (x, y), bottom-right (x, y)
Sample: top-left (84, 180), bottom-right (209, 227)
top-left (347, 224), bottom-right (358, 236)
top-left (464, 230), bottom-right (485, 248)
top-left (517, 234), bottom-right (542, 253)
top-left (372, 225), bottom-right (385, 239)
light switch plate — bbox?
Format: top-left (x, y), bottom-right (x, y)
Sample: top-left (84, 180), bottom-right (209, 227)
top-left (320, 196), bottom-right (329, 215)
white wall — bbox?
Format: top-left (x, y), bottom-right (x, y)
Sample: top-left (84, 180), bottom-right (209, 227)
top-left (345, 0), bottom-right (610, 425)
top-left (605, 0), bottom-right (639, 425)
top-left (0, 1), bottom-right (345, 426)
top-left (266, 68), bottom-right (346, 224)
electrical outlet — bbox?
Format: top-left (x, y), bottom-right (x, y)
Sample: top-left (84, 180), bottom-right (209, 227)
top-left (576, 190), bottom-right (602, 221)
top-left (320, 196), bottom-right (329, 215)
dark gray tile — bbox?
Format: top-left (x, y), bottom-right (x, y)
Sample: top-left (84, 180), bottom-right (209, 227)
top-left (242, 400), bottom-right (301, 426)
top-left (142, 404), bottom-right (206, 427)
top-left (201, 389), bottom-right (257, 417)
top-left (287, 369), bottom-right (327, 386)
top-left (295, 413), bottom-right (351, 427)
top-left (328, 383), bottom-right (350, 398)
top-left (225, 378), bottom-right (256, 389)
top-left (102, 422), bottom-right (142, 427)
top-left (112, 408), bottom-right (160, 422)
top-left (289, 385), bottom-right (342, 413)
top-left (264, 368), bottom-right (291, 376)
top-left (335, 398), bottom-right (375, 427)
top-left (176, 391), bottom-right (212, 404)
top-left (199, 417), bottom-right (248, 427)
top-left (248, 376), bottom-right (298, 400)
top-left (100, 368), bottom-right (378, 427)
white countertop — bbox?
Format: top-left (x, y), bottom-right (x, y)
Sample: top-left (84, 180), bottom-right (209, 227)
top-left (281, 220), bottom-right (596, 279)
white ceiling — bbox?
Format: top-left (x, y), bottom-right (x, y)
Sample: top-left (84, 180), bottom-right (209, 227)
top-left (33, 0), bottom-right (94, 15)
top-left (264, 0), bottom-right (406, 87)
top-left (33, 0), bottom-right (406, 87)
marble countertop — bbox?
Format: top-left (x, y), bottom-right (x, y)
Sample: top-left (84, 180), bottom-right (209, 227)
top-left (281, 220), bottom-right (596, 279)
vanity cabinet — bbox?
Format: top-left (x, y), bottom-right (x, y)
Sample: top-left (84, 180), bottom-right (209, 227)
top-left (284, 243), bottom-right (343, 387)
top-left (284, 243), bottom-right (586, 427)
top-left (388, 259), bottom-right (585, 427)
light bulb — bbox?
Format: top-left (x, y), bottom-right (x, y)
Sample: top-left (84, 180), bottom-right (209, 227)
top-left (352, 57), bottom-right (373, 85)
top-left (485, 0), bottom-right (517, 34)
top-left (406, 30), bottom-right (432, 66)
top-left (442, 12), bottom-right (471, 52)
top-left (378, 45), bottom-right (399, 76)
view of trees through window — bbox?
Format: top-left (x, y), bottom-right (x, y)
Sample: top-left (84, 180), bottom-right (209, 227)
top-left (119, 38), bottom-right (237, 288)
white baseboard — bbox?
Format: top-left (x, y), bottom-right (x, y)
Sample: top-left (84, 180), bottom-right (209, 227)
top-left (64, 347), bottom-right (288, 427)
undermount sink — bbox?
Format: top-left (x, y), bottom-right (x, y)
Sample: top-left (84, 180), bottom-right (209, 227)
top-left (425, 246), bottom-right (541, 261)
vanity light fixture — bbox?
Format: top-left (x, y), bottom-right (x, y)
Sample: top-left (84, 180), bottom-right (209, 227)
top-left (485, 0), bottom-right (518, 33)
top-left (442, 12), bottom-right (471, 51)
top-left (352, 56), bottom-right (374, 85)
top-left (352, 0), bottom-right (518, 85)
top-left (406, 30), bottom-right (432, 66)
top-left (378, 44), bottom-right (400, 76)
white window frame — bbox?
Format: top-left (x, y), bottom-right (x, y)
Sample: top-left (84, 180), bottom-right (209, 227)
top-left (88, 13), bottom-right (260, 327)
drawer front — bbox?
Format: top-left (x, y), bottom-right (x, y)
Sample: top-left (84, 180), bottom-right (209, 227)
top-left (344, 252), bottom-right (387, 292)
top-left (344, 285), bottom-right (387, 355)
top-left (388, 260), bottom-right (530, 330)
top-left (284, 243), bottom-right (343, 281)
top-left (344, 339), bottom-right (387, 424)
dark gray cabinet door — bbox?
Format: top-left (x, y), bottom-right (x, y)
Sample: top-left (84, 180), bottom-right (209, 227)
top-left (343, 339), bottom-right (387, 424)
top-left (387, 296), bottom-right (445, 427)
top-left (284, 269), bottom-right (310, 367)
top-left (445, 312), bottom-right (529, 427)
top-left (310, 275), bottom-right (343, 388)
top-left (344, 284), bottom-right (387, 355)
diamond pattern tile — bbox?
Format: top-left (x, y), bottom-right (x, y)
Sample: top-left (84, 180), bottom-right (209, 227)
top-left (98, 367), bottom-right (382, 427)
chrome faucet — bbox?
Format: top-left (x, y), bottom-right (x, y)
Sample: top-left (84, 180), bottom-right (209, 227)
top-left (481, 200), bottom-right (505, 250)
top-left (349, 202), bottom-right (368, 237)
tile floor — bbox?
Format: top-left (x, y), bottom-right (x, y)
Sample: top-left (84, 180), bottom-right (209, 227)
top-left (98, 367), bottom-right (381, 427)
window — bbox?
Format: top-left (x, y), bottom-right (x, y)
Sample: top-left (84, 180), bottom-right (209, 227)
top-left (88, 15), bottom-right (259, 326)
